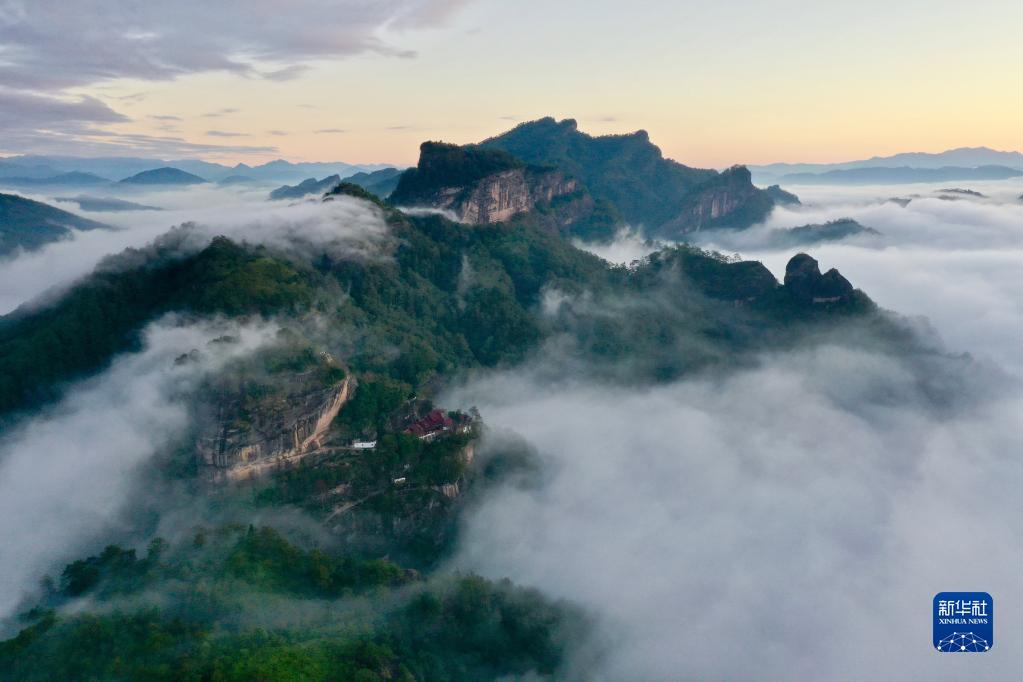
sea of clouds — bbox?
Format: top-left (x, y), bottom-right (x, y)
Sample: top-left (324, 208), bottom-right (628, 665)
top-left (447, 180), bottom-right (1023, 679)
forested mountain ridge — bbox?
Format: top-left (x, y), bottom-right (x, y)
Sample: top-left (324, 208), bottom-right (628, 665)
top-left (0, 193), bottom-right (109, 257)
top-left (388, 119), bottom-right (776, 240)
top-left (390, 142), bottom-right (591, 230)
top-left (0, 183), bottom-right (875, 422)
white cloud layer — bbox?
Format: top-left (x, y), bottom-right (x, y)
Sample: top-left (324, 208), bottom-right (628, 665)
top-left (452, 179), bottom-right (1023, 678)
top-left (448, 345), bottom-right (1023, 679)
top-left (0, 318), bottom-right (277, 621)
top-left (0, 188), bottom-right (392, 315)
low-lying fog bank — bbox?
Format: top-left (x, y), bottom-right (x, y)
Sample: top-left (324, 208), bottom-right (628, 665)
top-left (0, 319), bottom-right (276, 621)
top-left (448, 343), bottom-right (1022, 679)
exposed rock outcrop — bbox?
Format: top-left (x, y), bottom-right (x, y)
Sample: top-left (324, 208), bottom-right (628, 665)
top-left (471, 169), bottom-right (577, 223)
top-left (390, 142), bottom-right (579, 224)
top-left (429, 167), bottom-right (579, 224)
top-left (662, 166), bottom-right (771, 235)
top-left (479, 117), bottom-right (776, 237)
top-left (197, 376), bottom-right (353, 483)
top-left (783, 253), bottom-right (854, 303)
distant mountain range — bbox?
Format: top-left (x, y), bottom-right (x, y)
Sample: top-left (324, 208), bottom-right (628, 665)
top-left (0, 171), bottom-right (111, 187)
top-left (119, 167), bottom-right (208, 186)
top-left (269, 168), bottom-right (406, 201)
top-left (750, 146), bottom-right (1023, 185)
top-left (269, 175), bottom-right (342, 200)
top-left (774, 165), bottom-right (1023, 185)
top-left (0, 154), bottom-right (396, 186)
top-left (342, 167), bottom-right (404, 198)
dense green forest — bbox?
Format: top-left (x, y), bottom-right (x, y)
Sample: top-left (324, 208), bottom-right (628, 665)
top-left (0, 185), bottom-right (873, 421)
top-left (0, 527), bottom-right (583, 681)
top-left (0, 192), bottom-right (109, 257)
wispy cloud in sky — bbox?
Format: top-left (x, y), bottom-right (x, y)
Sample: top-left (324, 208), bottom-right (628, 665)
top-left (0, 0), bottom-right (472, 157)
top-left (0, 1), bottom-right (473, 91)
top-left (200, 108), bottom-right (240, 118)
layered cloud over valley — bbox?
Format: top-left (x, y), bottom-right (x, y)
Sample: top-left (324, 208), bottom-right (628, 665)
top-left (446, 179), bottom-right (1023, 678)
top-left (448, 342), bottom-right (1022, 679)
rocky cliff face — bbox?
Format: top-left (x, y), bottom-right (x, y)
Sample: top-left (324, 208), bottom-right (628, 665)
top-left (451, 168), bottom-right (579, 224)
top-left (661, 166), bottom-right (773, 236)
top-left (391, 140), bottom-right (580, 225)
top-left (479, 118), bottom-right (776, 237)
top-left (197, 375), bottom-right (353, 483)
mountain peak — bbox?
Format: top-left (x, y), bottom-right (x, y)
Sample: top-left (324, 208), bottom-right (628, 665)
top-left (118, 167), bottom-right (208, 185)
top-left (392, 118), bottom-right (774, 237)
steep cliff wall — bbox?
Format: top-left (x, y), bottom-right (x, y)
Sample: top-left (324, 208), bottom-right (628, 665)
top-left (479, 118), bottom-right (777, 236)
top-left (197, 376), bottom-right (353, 483)
top-left (660, 166), bottom-right (773, 236)
top-left (390, 141), bottom-right (580, 225)
top-left (401, 167), bottom-right (579, 224)
top-left (454, 169), bottom-right (579, 223)
top-left (392, 127), bottom-right (775, 236)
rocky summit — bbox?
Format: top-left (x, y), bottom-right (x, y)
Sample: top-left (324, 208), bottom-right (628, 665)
top-left (391, 118), bottom-right (776, 240)
top-left (784, 253), bottom-right (855, 304)
top-left (390, 141), bottom-right (581, 225)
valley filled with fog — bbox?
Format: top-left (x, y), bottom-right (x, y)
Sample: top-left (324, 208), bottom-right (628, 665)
top-left (454, 180), bottom-right (1023, 678)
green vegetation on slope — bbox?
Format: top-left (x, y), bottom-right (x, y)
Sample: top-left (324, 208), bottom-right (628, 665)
top-left (0, 195), bottom-right (877, 420)
top-left (1, 527), bottom-right (581, 681)
top-left (0, 235), bottom-right (318, 416)
top-left (0, 192), bottom-right (108, 257)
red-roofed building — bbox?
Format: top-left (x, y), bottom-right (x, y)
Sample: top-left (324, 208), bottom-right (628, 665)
top-left (404, 409), bottom-right (455, 441)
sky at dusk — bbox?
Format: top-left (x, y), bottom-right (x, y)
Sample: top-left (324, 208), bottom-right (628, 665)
top-left (3, 0), bottom-right (1022, 167)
